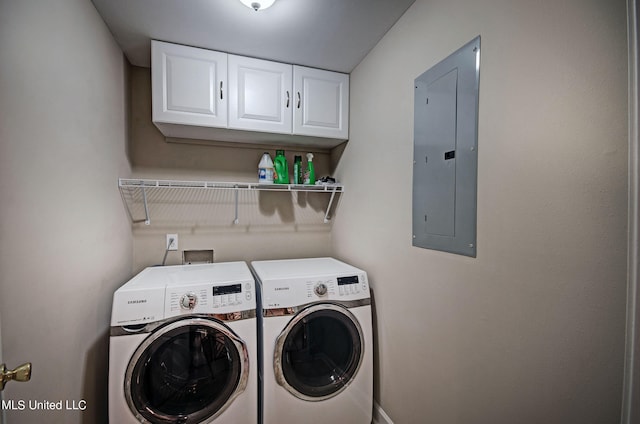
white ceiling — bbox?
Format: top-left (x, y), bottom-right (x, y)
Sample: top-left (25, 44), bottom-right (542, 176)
top-left (91, 0), bottom-right (416, 73)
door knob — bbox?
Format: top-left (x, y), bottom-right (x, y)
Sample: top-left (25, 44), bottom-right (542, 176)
top-left (0, 362), bottom-right (32, 391)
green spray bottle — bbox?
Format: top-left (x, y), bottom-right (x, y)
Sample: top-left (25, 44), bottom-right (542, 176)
top-left (304, 153), bottom-right (315, 185)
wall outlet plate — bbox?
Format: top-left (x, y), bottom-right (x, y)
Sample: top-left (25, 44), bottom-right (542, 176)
top-left (166, 234), bottom-right (178, 251)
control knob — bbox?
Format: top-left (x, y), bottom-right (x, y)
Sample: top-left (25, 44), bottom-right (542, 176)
top-left (314, 282), bottom-right (328, 297)
top-left (180, 293), bottom-right (197, 310)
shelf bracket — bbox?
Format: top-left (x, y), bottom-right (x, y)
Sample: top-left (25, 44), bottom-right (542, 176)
top-left (233, 186), bottom-right (240, 225)
top-left (142, 185), bottom-right (151, 225)
top-left (323, 189), bottom-right (337, 223)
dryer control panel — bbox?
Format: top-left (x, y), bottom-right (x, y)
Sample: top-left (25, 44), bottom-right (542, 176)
top-left (306, 275), bottom-right (368, 298)
top-left (262, 273), bottom-right (369, 308)
top-left (337, 275), bottom-right (367, 296)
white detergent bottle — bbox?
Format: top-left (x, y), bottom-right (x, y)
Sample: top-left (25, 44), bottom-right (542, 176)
top-left (258, 152), bottom-right (274, 184)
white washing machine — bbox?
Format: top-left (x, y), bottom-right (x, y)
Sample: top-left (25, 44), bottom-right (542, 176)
top-left (251, 257), bottom-right (373, 424)
top-left (108, 262), bottom-right (258, 424)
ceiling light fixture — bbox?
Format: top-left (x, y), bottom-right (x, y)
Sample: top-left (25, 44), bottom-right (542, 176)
top-left (239, 0), bottom-right (276, 11)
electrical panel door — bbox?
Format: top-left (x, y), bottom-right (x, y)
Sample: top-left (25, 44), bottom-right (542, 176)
top-left (412, 36), bottom-right (480, 257)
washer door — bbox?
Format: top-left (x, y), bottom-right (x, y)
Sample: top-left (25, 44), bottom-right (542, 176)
top-left (125, 317), bottom-right (249, 423)
top-left (274, 303), bottom-right (364, 401)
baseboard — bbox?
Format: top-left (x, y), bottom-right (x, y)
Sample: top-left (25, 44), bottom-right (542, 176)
top-left (372, 401), bottom-right (394, 424)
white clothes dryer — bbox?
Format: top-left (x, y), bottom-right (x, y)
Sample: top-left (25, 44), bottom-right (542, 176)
top-left (108, 262), bottom-right (258, 424)
top-left (251, 257), bottom-right (373, 424)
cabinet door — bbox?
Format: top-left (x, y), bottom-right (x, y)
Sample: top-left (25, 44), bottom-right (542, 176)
top-left (228, 55), bottom-right (292, 134)
top-left (293, 66), bottom-right (349, 139)
top-left (151, 40), bottom-right (227, 127)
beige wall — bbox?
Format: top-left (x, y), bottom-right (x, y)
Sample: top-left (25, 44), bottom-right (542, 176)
top-left (334, 0), bottom-right (629, 423)
top-left (128, 66), bottom-right (336, 272)
top-left (0, 0), bottom-right (132, 422)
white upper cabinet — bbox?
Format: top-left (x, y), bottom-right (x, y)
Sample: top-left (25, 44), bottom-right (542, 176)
top-left (293, 66), bottom-right (349, 139)
top-left (150, 41), bottom-right (350, 148)
top-left (228, 55), bottom-right (292, 134)
top-left (151, 40), bottom-right (227, 128)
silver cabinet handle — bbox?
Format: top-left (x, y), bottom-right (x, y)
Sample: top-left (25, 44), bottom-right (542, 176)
top-left (220, 81), bottom-right (224, 100)
top-left (297, 91), bottom-right (301, 108)
top-left (286, 90), bottom-right (290, 108)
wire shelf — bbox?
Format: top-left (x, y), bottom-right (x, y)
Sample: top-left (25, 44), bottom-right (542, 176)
top-left (119, 178), bottom-right (344, 226)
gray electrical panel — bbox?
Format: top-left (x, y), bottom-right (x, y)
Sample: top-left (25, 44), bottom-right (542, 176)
top-left (412, 36), bottom-right (480, 257)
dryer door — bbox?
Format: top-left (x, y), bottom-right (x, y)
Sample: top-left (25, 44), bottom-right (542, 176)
top-left (274, 303), bottom-right (364, 401)
top-left (124, 317), bottom-right (249, 423)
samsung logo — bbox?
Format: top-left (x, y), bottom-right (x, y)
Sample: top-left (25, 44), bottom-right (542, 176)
top-left (274, 287), bottom-right (290, 291)
top-left (127, 299), bottom-right (147, 304)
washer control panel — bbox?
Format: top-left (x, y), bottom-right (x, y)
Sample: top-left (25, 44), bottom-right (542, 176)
top-left (166, 280), bottom-right (255, 317)
top-left (212, 282), bottom-right (253, 308)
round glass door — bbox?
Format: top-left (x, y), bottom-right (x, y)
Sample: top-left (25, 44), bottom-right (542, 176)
top-left (125, 317), bottom-right (248, 423)
top-left (274, 304), bottom-right (364, 401)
